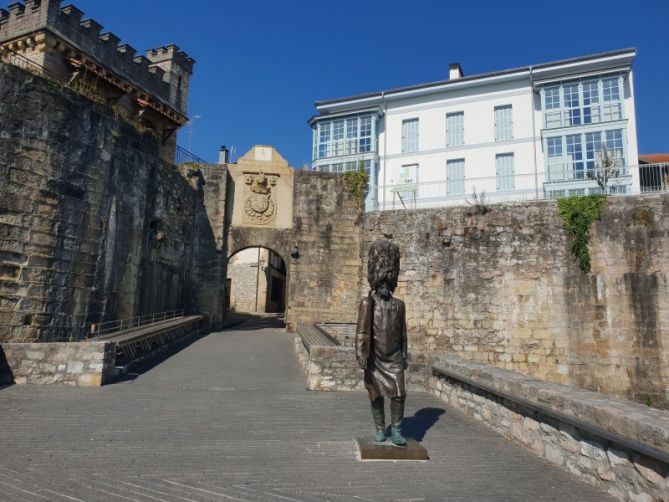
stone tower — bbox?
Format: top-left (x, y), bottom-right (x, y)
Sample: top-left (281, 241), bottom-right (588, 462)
top-left (146, 45), bottom-right (194, 118)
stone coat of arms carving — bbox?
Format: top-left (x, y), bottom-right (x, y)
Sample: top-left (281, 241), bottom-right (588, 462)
top-left (244, 173), bottom-right (277, 225)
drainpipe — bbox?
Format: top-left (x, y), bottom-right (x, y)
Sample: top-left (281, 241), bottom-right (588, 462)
top-left (529, 66), bottom-right (539, 200)
top-left (381, 91), bottom-right (387, 211)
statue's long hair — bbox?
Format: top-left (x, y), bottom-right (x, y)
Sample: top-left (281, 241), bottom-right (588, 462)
top-left (367, 238), bottom-right (400, 292)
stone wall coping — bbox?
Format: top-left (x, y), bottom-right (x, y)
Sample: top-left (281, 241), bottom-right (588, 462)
top-left (432, 355), bottom-right (669, 455)
top-left (2, 341), bottom-right (112, 349)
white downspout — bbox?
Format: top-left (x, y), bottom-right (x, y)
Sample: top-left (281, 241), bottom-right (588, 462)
top-left (529, 66), bottom-right (540, 200)
top-left (381, 92), bottom-right (387, 210)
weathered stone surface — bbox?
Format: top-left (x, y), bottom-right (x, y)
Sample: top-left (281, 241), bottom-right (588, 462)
top-left (429, 356), bottom-right (669, 502)
top-left (285, 171), bottom-right (362, 329)
top-left (1, 340), bottom-right (116, 386)
top-left (362, 196), bottom-right (669, 407)
top-left (0, 63), bottom-right (225, 342)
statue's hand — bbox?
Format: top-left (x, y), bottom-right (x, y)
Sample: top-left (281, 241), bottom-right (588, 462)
top-left (357, 356), bottom-right (367, 369)
top-left (403, 358), bottom-right (409, 370)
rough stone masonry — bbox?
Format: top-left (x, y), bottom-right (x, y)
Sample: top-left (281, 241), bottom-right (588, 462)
top-left (0, 62), bottom-right (224, 342)
top-left (362, 195), bottom-right (669, 407)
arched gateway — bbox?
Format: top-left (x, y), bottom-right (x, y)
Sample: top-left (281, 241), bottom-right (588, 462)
top-left (193, 145), bottom-right (362, 331)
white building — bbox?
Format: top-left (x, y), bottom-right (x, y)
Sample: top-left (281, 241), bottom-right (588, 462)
top-left (308, 48), bottom-right (639, 211)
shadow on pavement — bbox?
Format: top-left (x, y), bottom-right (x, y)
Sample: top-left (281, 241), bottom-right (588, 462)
top-left (401, 407), bottom-right (446, 442)
top-left (221, 313), bottom-right (286, 331)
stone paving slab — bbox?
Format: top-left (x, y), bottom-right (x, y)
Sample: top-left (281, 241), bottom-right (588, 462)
top-left (0, 317), bottom-right (613, 501)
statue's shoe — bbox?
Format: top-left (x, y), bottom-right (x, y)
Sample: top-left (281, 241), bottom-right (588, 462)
top-left (390, 426), bottom-right (407, 446)
top-left (374, 430), bottom-right (386, 442)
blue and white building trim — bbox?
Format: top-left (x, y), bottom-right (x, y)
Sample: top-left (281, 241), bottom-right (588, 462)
top-left (308, 49), bottom-right (639, 211)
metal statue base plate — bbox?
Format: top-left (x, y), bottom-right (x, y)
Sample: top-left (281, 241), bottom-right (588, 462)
top-left (356, 437), bottom-right (429, 461)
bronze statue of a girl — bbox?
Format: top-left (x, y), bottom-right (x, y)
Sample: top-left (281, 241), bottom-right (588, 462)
top-left (355, 238), bottom-right (408, 446)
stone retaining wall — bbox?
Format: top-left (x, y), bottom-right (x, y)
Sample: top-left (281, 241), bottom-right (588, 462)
top-left (1, 341), bottom-right (116, 386)
top-left (362, 194), bottom-right (669, 407)
top-left (431, 355), bottom-right (669, 502)
top-left (294, 336), bottom-right (430, 393)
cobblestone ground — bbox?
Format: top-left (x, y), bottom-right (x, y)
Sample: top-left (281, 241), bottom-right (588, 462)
top-left (0, 316), bottom-right (613, 501)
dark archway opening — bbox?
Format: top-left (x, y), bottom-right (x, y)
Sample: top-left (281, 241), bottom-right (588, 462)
top-left (226, 247), bottom-right (287, 314)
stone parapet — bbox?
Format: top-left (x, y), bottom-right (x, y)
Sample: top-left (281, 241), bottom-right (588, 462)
top-left (431, 356), bottom-right (669, 501)
top-left (1, 340), bottom-right (116, 386)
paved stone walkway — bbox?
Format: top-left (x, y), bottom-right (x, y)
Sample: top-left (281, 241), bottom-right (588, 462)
top-left (0, 317), bottom-right (613, 501)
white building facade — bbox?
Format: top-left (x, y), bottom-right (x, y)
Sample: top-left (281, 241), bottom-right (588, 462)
top-left (308, 49), bottom-right (639, 211)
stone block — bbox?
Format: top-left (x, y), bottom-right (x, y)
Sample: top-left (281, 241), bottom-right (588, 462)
top-left (77, 373), bottom-right (103, 387)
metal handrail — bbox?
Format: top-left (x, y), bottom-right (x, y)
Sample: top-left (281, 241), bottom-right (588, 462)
top-left (175, 145), bottom-right (206, 165)
top-left (375, 163), bottom-right (669, 211)
top-left (89, 309), bottom-right (185, 338)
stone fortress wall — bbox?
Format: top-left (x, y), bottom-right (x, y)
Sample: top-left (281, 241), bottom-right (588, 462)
top-left (0, 62), bottom-right (223, 342)
top-left (362, 196), bottom-right (669, 407)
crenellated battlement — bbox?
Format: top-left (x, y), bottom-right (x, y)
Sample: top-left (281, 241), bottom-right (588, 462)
top-left (146, 44), bottom-right (194, 74)
top-left (0, 0), bottom-right (194, 120)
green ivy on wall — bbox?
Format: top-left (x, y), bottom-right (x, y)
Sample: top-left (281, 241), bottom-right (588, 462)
top-left (557, 194), bottom-right (606, 273)
top-left (344, 170), bottom-right (368, 204)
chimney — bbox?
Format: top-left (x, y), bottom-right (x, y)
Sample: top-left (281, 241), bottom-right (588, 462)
top-left (218, 145), bottom-right (229, 164)
top-left (449, 63), bottom-right (463, 80)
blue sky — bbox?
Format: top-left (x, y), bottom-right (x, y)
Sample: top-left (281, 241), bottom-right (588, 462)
top-left (71, 0), bottom-right (668, 166)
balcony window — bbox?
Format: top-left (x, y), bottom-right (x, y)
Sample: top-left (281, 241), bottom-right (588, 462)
top-left (542, 76), bottom-right (624, 129)
top-left (545, 128), bottom-right (626, 182)
top-left (314, 114), bottom-right (375, 160)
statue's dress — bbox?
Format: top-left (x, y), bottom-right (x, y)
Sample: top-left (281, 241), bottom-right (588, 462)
top-left (355, 293), bottom-right (407, 400)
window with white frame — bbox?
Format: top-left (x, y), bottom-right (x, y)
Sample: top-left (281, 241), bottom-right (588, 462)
top-left (446, 112), bottom-right (464, 147)
top-left (318, 122), bottom-right (331, 159)
top-left (496, 153), bottom-right (515, 191)
top-left (544, 87), bottom-right (561, 128)
top-left (566, 134), bottom-right (584, 179)
top-left (582, 81), bottom-right (600, 124)
top-left (547, 136), bottom-right (564, 181)
top-left (545, 129), bottom-right (626, 182)
top-left (401, 118), bottom-right (419, 153)
top-left (494, 105), bottom-right (513, 141)
top-left (563, 83), bottom-right (581, 126)
top-left (359, 116), bottom-right (372, 153)
top-left (315, 114), bottom-right (374, 160)
top-left (446, 158), bottom-right (465, 195)
top-left (602, 77), bottom-right (622, 121)
top-left (541, 76), bottom-right (624, 129)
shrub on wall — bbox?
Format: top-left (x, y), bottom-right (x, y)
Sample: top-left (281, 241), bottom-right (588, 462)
top-left (557, 195), bottom-right (606, 272)
top-left (344, 170), bottom-right (368, 204)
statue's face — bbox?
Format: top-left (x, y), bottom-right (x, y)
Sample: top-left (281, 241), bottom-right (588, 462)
top-left (376, 270), bottom-right (395, 299)
top-left (377, 283), bottom-right (391, 299)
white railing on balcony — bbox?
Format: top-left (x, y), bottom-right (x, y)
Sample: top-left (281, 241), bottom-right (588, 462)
top-left (374, 163), bottom-right (669, 211)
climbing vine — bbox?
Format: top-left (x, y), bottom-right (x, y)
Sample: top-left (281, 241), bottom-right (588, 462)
top-left (344, 169), bottom-right (368, 203)
top-left (557, 194), bottom-right (606, 273)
